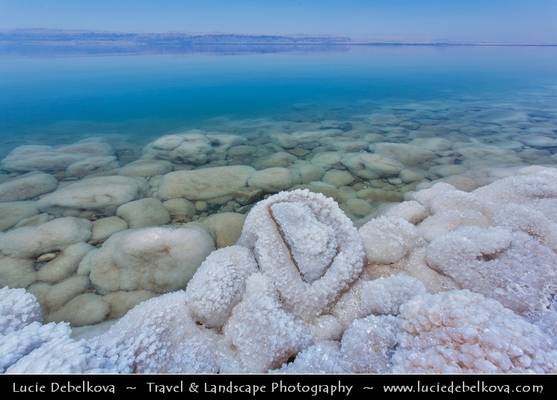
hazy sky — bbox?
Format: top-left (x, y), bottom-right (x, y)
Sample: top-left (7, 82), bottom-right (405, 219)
top-left (1, 0), bottom-right (556, 43)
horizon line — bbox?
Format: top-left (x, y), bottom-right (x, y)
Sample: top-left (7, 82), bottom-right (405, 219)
top-left (2, 28), bottom-right (557, 47)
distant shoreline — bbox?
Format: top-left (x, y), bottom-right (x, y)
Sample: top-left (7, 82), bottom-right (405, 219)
top-left (0, 30), bottom-right (555, 55)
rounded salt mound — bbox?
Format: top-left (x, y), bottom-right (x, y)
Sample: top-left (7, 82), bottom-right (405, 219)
top-left (85, 226), bottom-right (215, 294)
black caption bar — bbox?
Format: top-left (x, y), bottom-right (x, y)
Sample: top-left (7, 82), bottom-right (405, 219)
top-left (2, 374), bottom-right (555, 399)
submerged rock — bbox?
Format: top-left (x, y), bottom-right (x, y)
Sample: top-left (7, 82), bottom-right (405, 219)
top-left (370, 142), bottom-right (435, 166)
top-left (162, 198), bottom-right (196, 222)
top-left (90, 216), bottom-right (128, 244)
top-left (0, 172), bottom-right (58, 202)
top-left (116, 198), bottom-right (170, 228)
top-left (201, 212), bottom-right (246, 248)
top-left (159, 165), bottom-right (255, 200)
top-left (36, 242), bottom-right (94, 283)
top-left (86, 226), bottom-right (215, 294)
top-left (342, 153), bottom-right (403, 179)
top-left (119, 159), bottom-right (173, 177)
top-left (38, 176), bottom-right (148, 216)
top-left (247, 167), bottom-right (300, 193)
top-left (46, 293), bottom-right (110, 327)
top-left (0, 201), bottom-right (39, 232)
top-left (0, 217), bottom-right (92, 258)
top-left (1, 141), bottom-right (113, 173)
top-left (65, 156), bottom-right (119, 178)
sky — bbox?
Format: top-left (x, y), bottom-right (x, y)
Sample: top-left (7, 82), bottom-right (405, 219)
top-left (1, 0), bottom-right (556, 43)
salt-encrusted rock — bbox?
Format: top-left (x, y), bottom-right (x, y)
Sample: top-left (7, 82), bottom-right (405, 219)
top-left (162, 198), bottom-right (196, 222)
top-left (0, 287), bottom-right (42, 335)
top-left (276, 341), bottom-right (349, 373)
top-left (223, 274), bottom-right (313, 372)
top-left (37, 242), bottom-right (94, 283)
top-left (87, 226), bottom-right (215, 294)
top-left (0, 257), bottom-right (36, 288)
top-left (519, 134), bottom-right (557, 149)
top-left (311, 151), bottom-right (342, 169)
top-left (426, 226), bottom-right (557, 321)
top-left (253, 152), bottom-right (298, 169)
top-left (207, 133), bottom-right (246, 152)
top-left (65, 156), bottom-right (119, 178)
top-left (331, 273), bottom-right (426, 330)
top-left (201, 212), bottom-right (246, 248)
top-left (116, 198), bottom-right (170, 228)
top-left (103, 290), bottom-right (155, 319)
top-left (247, 167), bottom-right (300, 192)
top-left (341, 315), bottom-right (400, 373)
top-left (359, 274), bottom-right (427, 315)
top-left (159, 166), bottom-right (255, 200)
top-left (43, 275), bottom-right (90, 313)
top-left (38, 176), bottom-right (148, 216)
top-left (291, 162), bottom-right (324, 183)
top-left (322, 169), bottom-right (354, 187)
top-left (0, 217), bottom-right (92, 258)
top-left (344, 198), bottom-right (372, 218)
top-left (228, 144), bottom-right (256, 159)
top-left (6, 333), bottom-right (110, 373)
top-left (342, 153), bottom-right (403, 179)
top-left (1, 141), bottom-right (113, 173)
top-left (400, 168), bottom-right (426, 183)
top-left (1, 322), bottom-right (74, 373)
top-left (0, 172), bottom-right (58, 202)
top-left (239, 189), bottom-right (365, 320)
top-left (271, 131), bottom-right (333, 149)
top-left (407, 181), bottom-right (457, 210)
top-left (392, 290), bottom-right (557, 373)
top-left (0, 201), bottom-right (39, 232)
top-left (393, 247), bottom-right (458, 293)
top-left (382, 200), bottom-right (428, 224)
top-left (370, 142), bottom-right (435, 166)
top-left (93, 291), bottom-right (225, 372)
top-left (0, 289), bottom-right (113, 373)
top-left (359, 216), bottom-right (423, 264)
top-left (185, 246), bottom-right (258, 328)
top-left (90, 216), bottom-right (128, 244)
top-left (119, 159), bottom-right (173, 177)
top-left (13, 213), bottom-right (52, 229)
top-left (417, 209), bottom-right (490, 242)
top-left (143, 132), bottom-right (212, 165)
top-left (46, 293), bottom-right (109, 327)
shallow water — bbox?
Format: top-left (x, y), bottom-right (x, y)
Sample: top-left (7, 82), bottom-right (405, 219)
top-left (2, 46), bottom-right (557, 208)
top-left (1, 46), bottom-right (556, 143)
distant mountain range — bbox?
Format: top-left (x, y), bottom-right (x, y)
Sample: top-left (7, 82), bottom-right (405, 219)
top-left (0, 29), bottom-right (354, 55)
top-left (0, 29), bottom-right (554, 55)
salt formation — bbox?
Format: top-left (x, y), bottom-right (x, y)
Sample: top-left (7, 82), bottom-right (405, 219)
top-left (392, 290), bottom-right (557, 373)
top-left (0, 287), bottom-right (42, 335)
top-left (185, 246), bottom-right (258, 328)
top-left (84, 226), bottom-right (215, 294)
top-left (238, 189), bottom-right (365, 320)
top-left (1, 167), bottom-right (557, 373)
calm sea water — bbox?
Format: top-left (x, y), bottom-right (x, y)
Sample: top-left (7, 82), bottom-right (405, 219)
top-left (1, 45), bottom-right (556, 154)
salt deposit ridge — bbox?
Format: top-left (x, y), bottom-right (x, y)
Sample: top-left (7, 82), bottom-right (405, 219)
top-left (1, 159), bottom-right (556, 373)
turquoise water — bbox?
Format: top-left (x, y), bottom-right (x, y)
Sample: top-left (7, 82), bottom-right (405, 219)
top-left (1, 46), bottom-right (556, 152)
